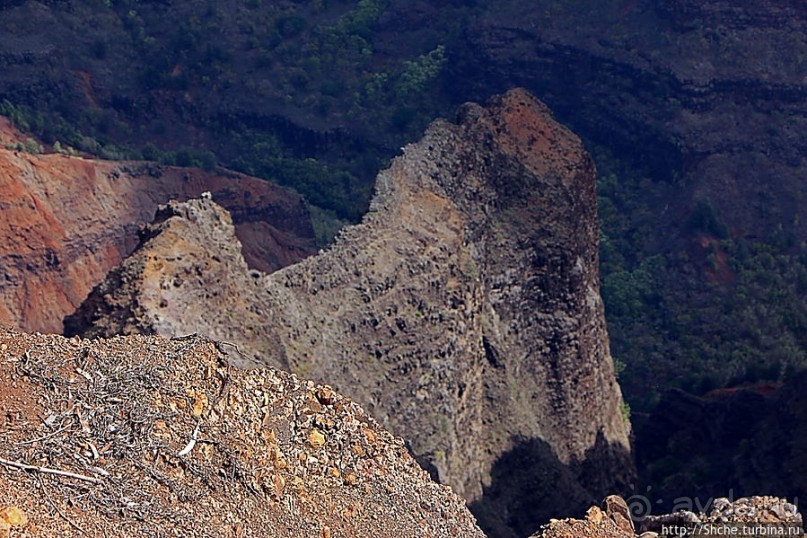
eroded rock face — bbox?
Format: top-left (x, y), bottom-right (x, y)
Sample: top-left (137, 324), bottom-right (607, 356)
top-left (0, 121), bottom-right (316, 334)
top-left (63, 198), bottom-right (283, 353)
top-left (68, 89), bottom-right (634, 536)
top-left (0, 328), bottom-right (484, 537)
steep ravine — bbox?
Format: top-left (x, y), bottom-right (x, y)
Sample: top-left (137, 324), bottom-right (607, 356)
top-left (67, 89), bottom-right (634, 537)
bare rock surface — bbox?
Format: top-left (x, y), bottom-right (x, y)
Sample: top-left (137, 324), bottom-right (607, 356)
top-left (0, 118), bottom-right (316, 334)
top-left (0, 328), bottom-right (484, 537)
top-left (67, 89), bottom-right (634, 536)
top-left (534, 495), bottom-right (803, 538)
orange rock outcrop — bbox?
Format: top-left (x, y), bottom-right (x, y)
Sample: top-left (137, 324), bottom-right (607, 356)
top-left (0, 119), bottom-right (316, 333)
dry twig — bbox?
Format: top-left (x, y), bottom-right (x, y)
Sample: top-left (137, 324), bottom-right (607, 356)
top-left (14, 423), bottom-right (72, 446)
top-left (0, 456), bottom-right (103, 484)
top-left (36, 475), bottom-right (87, 534)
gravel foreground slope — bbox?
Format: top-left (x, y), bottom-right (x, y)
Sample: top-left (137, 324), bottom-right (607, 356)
top-left (0, 329), bottom-right (484, 537)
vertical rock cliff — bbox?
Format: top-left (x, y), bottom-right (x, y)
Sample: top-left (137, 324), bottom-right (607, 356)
top-left (68, 89), bottom-right (634, 537)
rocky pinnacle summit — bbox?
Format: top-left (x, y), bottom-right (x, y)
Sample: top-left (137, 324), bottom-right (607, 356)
top-left (66, 89), bottom-right (634, 537)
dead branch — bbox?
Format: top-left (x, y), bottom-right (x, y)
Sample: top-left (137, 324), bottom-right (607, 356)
top-left (37, 475), bottom-right (87, 534)
top-left (0, 456), bottom-right (103, 484)
top-left (14, 423), bottom-right (72, 446)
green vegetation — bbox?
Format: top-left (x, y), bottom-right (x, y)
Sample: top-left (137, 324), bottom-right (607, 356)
top-left (308, 204), bottom-right (350, 248)
top-left (620, 401), bottom-right (631, 426)
top-left (0, 0), bottom-right (455, 222)
top-left (595, 146), bottom-right (806, 410)
top-left (226, 126), bottom-right (379, 220)
top-left (688, 198), bottom-right (729, 239)
top-left (52, 141), bottom-right (80, 156)
top-left (0, 100), bottom-right (138, 160)
top-left (397, 46), bottom-right (447, 97)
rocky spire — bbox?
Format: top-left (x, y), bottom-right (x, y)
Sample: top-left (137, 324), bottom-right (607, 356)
top-left (67, 89), bottom-right (634, 536)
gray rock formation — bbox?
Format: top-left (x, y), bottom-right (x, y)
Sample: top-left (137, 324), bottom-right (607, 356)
top-left (66, 89), bottom-right (634, 537)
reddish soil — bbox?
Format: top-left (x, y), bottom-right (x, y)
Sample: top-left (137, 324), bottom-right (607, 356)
top-left (697, 235), bottom-right (735, 285)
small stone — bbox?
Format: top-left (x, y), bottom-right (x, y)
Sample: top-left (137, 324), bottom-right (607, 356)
top-left (273, 475), bottom-right (285, 497)
top-left (307, 429), bottom-right (326, 449)
top-left (364, 428), bottom-right (378, 444)
top-left (679, 511), bottom-right (700, 524)
top-left (770, 503), bottom-right (791, 521)
top-left (321, 527), bottom-right (331, 538)
top-left (316, 388), bottom-right (336, 406)
top-left (0, 506), bottom-right (27, 527)
top-left (783, 502), bottom-right (798, 517)
top-left (192, 392), bottom-right (208, 417)
top-left (638, 533), bottom-right (659, 538)
top-left (344, 472), bottom-right (358, 486)
top-left (0, 344), bottom-right (7, 352)
top-left (603, 495), bottom-right (634, 534)
top-left (585, 505), bottom-right (604, 524)
top-left (712, 497), bottom-right (731, 514)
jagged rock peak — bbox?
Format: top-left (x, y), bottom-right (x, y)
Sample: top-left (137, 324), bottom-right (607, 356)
top-left (64, 197), bottom-right (258, 345)
top-left (0, 329), bottom-right (485, 537)
top-left (68, 88), bottom-right (634, 537)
